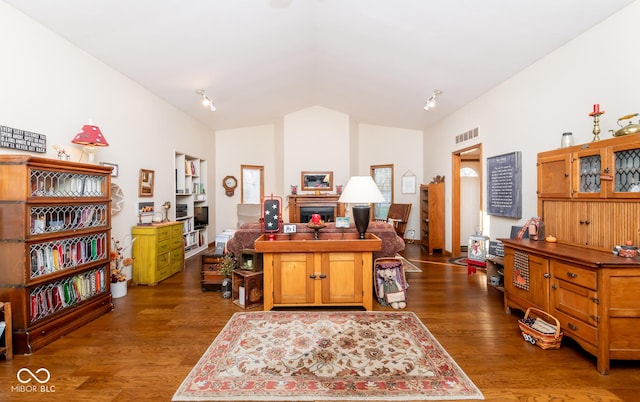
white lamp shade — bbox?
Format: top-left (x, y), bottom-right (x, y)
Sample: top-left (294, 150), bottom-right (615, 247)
top-left (338, 176), bottom-right (385, 204)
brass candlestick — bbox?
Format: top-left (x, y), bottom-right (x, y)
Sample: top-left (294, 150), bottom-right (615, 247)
top-left (589, 110), bottom-right (605, 142)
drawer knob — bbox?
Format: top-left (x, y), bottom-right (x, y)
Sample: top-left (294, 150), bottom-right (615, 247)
top-left (568, 323), bottom-right (578, 331)
top-left (567, 272), bottom-right (578, 278)
top-left (309, 274), bottom-right (316, 279)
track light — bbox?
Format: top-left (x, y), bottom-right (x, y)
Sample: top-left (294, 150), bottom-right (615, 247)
top-left (423, 90), bottom-right (443, 111)
top-left (196, 90), bottom-right (216, 112)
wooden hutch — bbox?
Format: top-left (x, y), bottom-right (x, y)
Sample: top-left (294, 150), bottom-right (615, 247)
top-left (503, 133), bottom-right (640, 374)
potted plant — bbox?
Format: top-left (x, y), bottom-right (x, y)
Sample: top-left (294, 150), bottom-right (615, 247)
top-left (110, 237), bottom-right (134, 298)
top-left (219, 255), bottom-right (236, 299)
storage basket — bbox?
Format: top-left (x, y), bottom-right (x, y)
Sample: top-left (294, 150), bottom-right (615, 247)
top-left (518, 307), bottom-right (563, 349)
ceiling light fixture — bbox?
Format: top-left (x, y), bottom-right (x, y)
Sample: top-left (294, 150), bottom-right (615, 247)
top-left (423, 90), bottom-right (443, 111)
top-left (196, 89), bottom-right (216, 112)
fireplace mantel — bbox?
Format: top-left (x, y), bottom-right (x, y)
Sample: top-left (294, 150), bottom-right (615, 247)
top-left (288, 194), bottom-right (345, 223)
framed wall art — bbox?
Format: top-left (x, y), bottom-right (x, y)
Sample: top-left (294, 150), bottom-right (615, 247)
top-left (100, 162), bottom-right (118, 177)
top-left (401, 171), bottom-right (416, 194)
top-left (139, 169), bottom-right (155, 197)
top-left (301, 171), bottom-right (333, 191)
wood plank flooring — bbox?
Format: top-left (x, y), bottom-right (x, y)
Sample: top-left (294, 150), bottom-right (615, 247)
top-left (0, 243), bottom-right (638, 401)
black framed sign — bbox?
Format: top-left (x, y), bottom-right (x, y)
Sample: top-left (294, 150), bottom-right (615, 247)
top-left (487, 151), bottom-right (522, 219)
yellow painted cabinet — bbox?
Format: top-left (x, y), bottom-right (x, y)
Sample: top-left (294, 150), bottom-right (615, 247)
top-left (132, 222), bottom-right (184, 285)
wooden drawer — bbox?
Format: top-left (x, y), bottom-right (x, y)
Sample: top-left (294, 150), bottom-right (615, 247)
top-left (170, 236), bottom-right (183, 249)
top-left (170, 248), bottom-right (183, 261)
top-left (156, 226), bottom-right (171, 241)
top-left (157, 238), bottom-right (171, 254)
top-left (157, 252), bottom-right (170, 268)
top-left (554, 309), bottom-right (598, 345)
top-left (171, 223), bottom-right (183, 237)
top-left (551, 261), bottom-right (597, 290)
top-left (157, 266), bottom-right (170, 281)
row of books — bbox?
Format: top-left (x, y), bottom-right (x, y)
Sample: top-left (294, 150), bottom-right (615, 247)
top-left (30, 267), bottom-right (107, 323)
top-left (31, 205), bottom-right (105, 235)
top-left (31, 173), bottom-right (105, 198)
top-left (30, 235), bottom-right (107, 279)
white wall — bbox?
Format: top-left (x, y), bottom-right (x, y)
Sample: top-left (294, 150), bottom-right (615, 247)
top-left (358, 124), bottom-right (423, 239)
top-left (0, 2), bottom-right (214, 245)
top-left (213, 107), bottom-right (425, 235)
top-left (424, 0), bottom-right (640, 251)
top-left (214, 124), bottom-right (276, 232)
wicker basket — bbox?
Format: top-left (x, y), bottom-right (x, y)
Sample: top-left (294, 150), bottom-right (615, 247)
top-left (518, 307), bottom-right (563, 349)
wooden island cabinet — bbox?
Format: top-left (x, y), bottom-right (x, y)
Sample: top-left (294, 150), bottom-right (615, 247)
top-left (255, 232), bottom-right (381, 311)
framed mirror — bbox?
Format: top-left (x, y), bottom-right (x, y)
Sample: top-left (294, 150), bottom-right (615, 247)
top-left (241, 164), bottom-right (264, 204)
top-left (139, 169), bottom-right (154, 197)
top-left (301, 171), bottom-right (333, 191)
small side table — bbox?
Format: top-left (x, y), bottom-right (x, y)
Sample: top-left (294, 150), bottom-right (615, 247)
top-left (201, 253), bottom-right (225, 291)
top-left (232, 270), bottom-right (263, 309)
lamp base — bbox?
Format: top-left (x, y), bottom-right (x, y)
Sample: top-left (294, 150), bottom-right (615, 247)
top-left (352, 205), bottom-right (370, 239)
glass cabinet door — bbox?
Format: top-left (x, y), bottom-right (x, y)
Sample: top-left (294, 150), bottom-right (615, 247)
top-left (609, 142), bottom-right (640, 198)
top-left (572, 148), bottom-right (607, 198)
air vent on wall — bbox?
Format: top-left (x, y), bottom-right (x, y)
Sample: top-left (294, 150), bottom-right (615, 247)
top-left (455, 127), bottom-right (479, 144)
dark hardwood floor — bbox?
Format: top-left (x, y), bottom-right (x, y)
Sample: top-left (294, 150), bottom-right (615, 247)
top-left (0, 243), bottom-right (637, 401)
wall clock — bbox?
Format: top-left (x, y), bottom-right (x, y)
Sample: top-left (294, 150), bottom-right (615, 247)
top-left (111, 182), bottom-right (124, 215)
top-left (223, 175), bottom-right (238, 197)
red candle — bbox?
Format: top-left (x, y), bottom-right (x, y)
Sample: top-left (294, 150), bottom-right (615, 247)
top-left (311, 214), bottom-right (321, 224)
top-left (594, 104), bottom-right (600, 114)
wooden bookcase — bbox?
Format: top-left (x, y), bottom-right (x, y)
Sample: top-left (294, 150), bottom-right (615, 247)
top-left (0, 155), bottom-right (113, 354)
top-left (419, 183), bottom-right (444, 254)
top-left (174, 151), bottom-right (208, 258)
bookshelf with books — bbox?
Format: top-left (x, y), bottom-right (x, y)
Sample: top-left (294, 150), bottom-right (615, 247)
top-left (174, 151), bottom-right (208, 258)
top-left (0, 155), bottom-right (113, 354)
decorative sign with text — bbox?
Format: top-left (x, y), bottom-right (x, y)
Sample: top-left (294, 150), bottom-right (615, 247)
top-left (487, 151), bottom-right (522, 219)
top-left (0, 125), bottom-right (47, 153)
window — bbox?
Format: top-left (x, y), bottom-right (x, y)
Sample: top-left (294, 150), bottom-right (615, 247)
top-left (241, 165), bottom-right (264, 204)
top-left (370, 164), bottom-right (393, 220)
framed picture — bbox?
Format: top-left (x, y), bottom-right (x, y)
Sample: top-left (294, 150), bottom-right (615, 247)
top-left (401, 173), bottom-right (416, 194)
top-left (336, 216), bottom-right (350, 228)
top-left (139, 169), bottom-right (154, 197)
top-left (241, 164), bottom-right (264, 204)
top-left (100, 162), bottom-right (118, 177)
top-left (301, 171), bottom-right (333, 191)
top-left (283, 224), bottom-right (297, 234)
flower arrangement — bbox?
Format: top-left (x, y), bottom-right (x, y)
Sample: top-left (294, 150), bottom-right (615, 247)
top-left (111, 236), bottom-right (134, 283)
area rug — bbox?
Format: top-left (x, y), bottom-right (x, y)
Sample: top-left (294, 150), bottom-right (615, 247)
top-left (449, 257), bottom-right (468, 266)
top-left (396, 254), bottom-right (422, 273)
top-left (172, 311), bottom-right (483, 401)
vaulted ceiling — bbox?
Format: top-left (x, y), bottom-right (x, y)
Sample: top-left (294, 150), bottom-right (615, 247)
top-left (4, 0), bottom-right (635, 130)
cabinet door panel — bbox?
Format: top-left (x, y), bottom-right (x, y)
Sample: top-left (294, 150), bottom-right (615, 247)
top-left (538, 153), bottom-right (571, 198)
top-left (273, 253), bottom-right (314, 304)
top-left (504, 248), bottom-right (550, 312)
top-left (551, 279), bottom-right (598, 326)
top-left (322, 252), bottom-right (362, 304)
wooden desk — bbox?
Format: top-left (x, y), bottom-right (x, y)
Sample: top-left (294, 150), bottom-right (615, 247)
top-left (255, 233), bottom-right (381, 311)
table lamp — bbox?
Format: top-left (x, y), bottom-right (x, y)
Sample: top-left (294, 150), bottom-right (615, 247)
top-left (71, 124), bottom-right (109, 162)
top-left (338, 176), bottom-right (385, 239)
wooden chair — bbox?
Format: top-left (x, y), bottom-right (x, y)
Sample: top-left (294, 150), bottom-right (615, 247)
top-left (384, 203), bottom-right (412, 238)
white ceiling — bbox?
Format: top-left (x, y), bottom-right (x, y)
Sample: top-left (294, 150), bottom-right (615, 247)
top-left (4, 0), bottom-right (635, 131)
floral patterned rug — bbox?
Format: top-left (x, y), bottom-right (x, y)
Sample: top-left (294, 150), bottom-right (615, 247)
top-left (172, 311), bottom-right (483, 401)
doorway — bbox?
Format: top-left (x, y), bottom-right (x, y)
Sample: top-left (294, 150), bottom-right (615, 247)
top-left (452, 144), bottom-right (482, 257)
